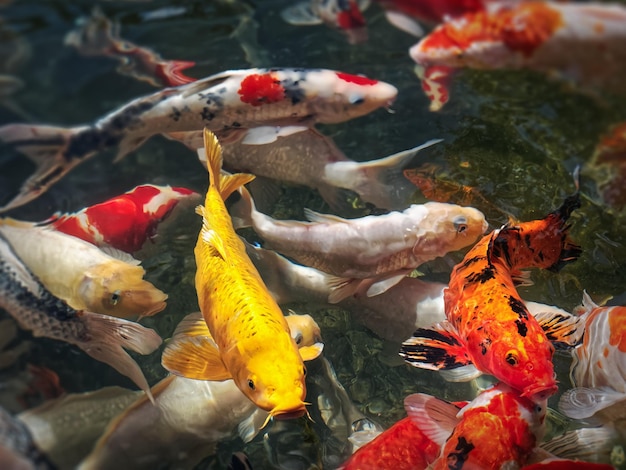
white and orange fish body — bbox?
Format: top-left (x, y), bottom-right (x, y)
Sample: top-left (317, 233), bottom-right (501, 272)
top-left (82, 311), bottom-right (322, 470)
top-left (161, 129), bottom-right (323, 420)
top-left (410, 1), bottom-right (626, 111)
top-left (0, 218), bottom-right (167, 319)
top-left (0, 231), bottom-right (162, 402)
top-left (64, 7), bottom-right (196, 87)
top-left (234, 186), bottom-right (487, 302)
top-left (405, 382), bottom-right (547, 469)
top-left (0, 68), bottom-right (397, 211)
top-left (559, 292), bottom-right (626, 420)
top-left (42, 184), bottom-right (199, 253)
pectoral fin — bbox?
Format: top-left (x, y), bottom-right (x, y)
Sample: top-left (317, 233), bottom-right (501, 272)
top-left (399, 321), bottom-right (471, 371)
top-left (171, 311), bottom-right (213, 338)
top-left (238, 408), bottom-right (270, 443)
top-left (299, 342), bottom-right (324, 362)
top-left (241, 125), bottom-right (309, 145)
top-left (533, 309), bottom-right (583, 349)
top-left (404, 393), bottom-right (460, 446)
top-left (161, 335), bottom-right (232, 381)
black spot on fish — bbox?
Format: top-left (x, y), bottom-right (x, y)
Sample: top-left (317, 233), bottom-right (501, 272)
top-left (232, 121), bottom-right (241, 128)
top-left (447, 437), bottom-right (475, 470)
top-left (217, 86), bottom-right (227, 94)
top-left (516, 318), bottom-right (528, 337)
top-left (281, 78), bottom-right (306, 105)
top-left (204, 92), bottom-right (223, 108)
top-left (169, 107), bottom-right (182, 122)
top-left (201, 107), bottom-right (215, 121)
top-left (65, 128), bottom-right (119, 160)
top-left (479, 337), bottom-right (491, 355)
top-left (465, 266), bottom-right (495, 284)
top-left (459, 255), bottom-right (486, 271)
top-left (508, 296), bottom-right (529, 320)
top-left (107, 101), bottom-right (155, 131)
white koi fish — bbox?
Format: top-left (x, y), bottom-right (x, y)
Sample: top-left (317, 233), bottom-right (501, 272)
top-left (410, 2), bottom-right (626, 111)
top-left (0, 231), bottom-right (162, 403)
top-left (232, 186), bottom-right (487, 302)
top-left (79, 313), bottom-right (324, 470)
top-left (172, 127), bottom-right (441, 211)
top-left (0, 68), bottom-right (397, 211)
top-left (245, 240), bottom-right (447, 342)
top-left (0, 218), bottom-right (168, 319)
top-left (559, 292), bottom-right (626, 421)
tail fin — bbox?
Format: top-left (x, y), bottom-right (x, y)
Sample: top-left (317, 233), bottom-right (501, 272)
top-left (0, 123), bottom-right (88, 212)
top-left (199, 128), bottom-right (255, 201)
top-left (78, 311), bottom-right (162, 404)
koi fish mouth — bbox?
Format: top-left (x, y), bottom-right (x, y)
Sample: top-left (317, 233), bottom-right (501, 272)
top-left (272, 409), bottom-right (307, 420)
top-left (522, 383), bottom-right (558, 403)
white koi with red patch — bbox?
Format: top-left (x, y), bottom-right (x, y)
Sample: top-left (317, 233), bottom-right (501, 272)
top-left (559, 292), bottom-right (626, 420)
top-left (42, 184), bottom-right (199, 253)
top-left (410, 2), bottom-right (626, 110)
top-left (0, 68), bottom-right (397, 212)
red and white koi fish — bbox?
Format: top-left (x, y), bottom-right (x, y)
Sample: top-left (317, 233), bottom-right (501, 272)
top-left (0, 218), bottom-right (168, 319)
top-left (400, 192), bottom-right (583, 402)
top-left (410, 2), bottom-right (626, 111)
top-left (232, 185), bottom-right (487, 303)
top-left (281, 0), bottom-right (369, 44)
top-left (559, 292), bottom-right (626, 420)
top-left (0, 68), bottom-right (397, 212)
top-left (173, 127), bottom-right (440, 211)
top-left (64, 8), bottom-right (196, 88)
top-left (0, 231), bottom-right (162, 402)
top-left (40, 184), bottom-right (199, 253)
top-left (342, 387), bottom-right (615, 470)
top-left (405, 382), bottom-right (547, 469)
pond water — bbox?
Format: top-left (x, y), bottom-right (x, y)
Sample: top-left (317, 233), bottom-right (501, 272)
top-left (1, 1), bottom-right (626, 469)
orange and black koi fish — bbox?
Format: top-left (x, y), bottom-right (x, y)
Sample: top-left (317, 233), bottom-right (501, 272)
top-left (400, 191), bottom-right (582, 402)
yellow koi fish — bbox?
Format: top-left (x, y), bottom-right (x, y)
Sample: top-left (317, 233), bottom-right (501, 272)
top-left (162, 128), bottom-right (323, 421)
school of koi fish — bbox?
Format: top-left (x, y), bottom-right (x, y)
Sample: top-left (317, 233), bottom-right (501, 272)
top-left (0, 0), bottom-right (625, 469)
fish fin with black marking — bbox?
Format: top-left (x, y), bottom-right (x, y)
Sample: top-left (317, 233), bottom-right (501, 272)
top-left (399, 321), bottom-right (471, 370)
top-left (533, 309), bottom-right (583, 349)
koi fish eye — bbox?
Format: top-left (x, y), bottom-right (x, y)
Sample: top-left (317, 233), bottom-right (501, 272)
top-left (294, 333), bottom-right (303, 345)
top-left (534, 404), bottom-right (543, 414)
top-left (248, 379), bottom-right (255, 390)
top-left (453, 216), bottom-right (468, 233)
top-left (111, 290), bottom-right (122, 306)
top-left (505, 351), bottom-right (519, 367)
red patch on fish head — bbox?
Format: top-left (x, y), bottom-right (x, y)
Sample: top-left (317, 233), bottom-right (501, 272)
top-left (238, 73), bottom-right (286, 107)
top-left (336, 72), bottom-right (378, 86)
top-left (337, 0), bottom-right (366, 29)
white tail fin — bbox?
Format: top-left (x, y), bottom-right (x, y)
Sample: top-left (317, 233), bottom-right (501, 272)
top-left (0, 123), bottom-right (88, 212)
top-left (79, 312), bottom-right (162, 404)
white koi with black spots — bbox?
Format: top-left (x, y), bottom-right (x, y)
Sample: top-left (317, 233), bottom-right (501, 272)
top-left (0, 68), bottom-right (397, 211)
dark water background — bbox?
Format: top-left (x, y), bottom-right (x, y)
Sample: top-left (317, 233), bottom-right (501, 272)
top-left (1, 0), bottom-right (626, 468)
